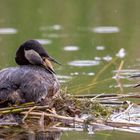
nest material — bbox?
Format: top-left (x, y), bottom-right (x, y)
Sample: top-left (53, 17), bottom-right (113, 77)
top-left (0, 91), bottom-right (113, 127)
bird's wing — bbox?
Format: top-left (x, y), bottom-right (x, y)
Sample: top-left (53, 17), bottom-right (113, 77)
top-left (24, 49), bottom-right (55, 74)
top-left (24, 49), bottom-right (43, 65)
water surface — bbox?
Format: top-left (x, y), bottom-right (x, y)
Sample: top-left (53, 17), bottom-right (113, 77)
top-left (0, 0), bottom-right (140, 139)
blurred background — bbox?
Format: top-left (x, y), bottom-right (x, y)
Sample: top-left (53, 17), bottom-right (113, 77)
top-left (0, 0), bottom-right (140, 95)
top-left (1, 0), bottom-right (140, 139)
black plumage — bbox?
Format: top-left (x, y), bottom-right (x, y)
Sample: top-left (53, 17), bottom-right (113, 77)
top-left (0, 40), bottom-right (60, 105)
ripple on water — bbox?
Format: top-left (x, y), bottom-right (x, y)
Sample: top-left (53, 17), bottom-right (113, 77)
top-left (70, 72), bottom-right (79, 76)
top-left (64, 46), bottom-right (79, 51)
top-left (40, 24), bottom-right (62, 31)
top-left (94, 57), bottom-right (102, 61)
top-left (43, 33), bottom-right (68, 38)
top-left (109, 84), bottom-right (136, 88)
top-left (68, 60), bottom-right (100, 67)
top-left (92, 26), bottom-right (120, 33)
top-left (57, 75), bottom-right (72, 83)
top-left (88, 72), bottom-right (95, 76)
top-left (70, 72), bottom-right (95, 76)
top-left (102, 55), bottom-right (112, 62)
top-left (112, 75), bottom-right (129, 79)
top-left (0, 28), bottom-right (17, 34)
top-left (36, 39), bottom-right (52, 45)
top-left (113, 69), bottom-right (140, 77)
top-left (96, 45), bottom-right (105, 51)
top-left (52, 24), bottom-right (62, 30)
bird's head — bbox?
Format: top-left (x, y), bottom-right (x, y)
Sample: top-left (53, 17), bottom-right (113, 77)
top-left (15, 40), bottom-right (61, 73)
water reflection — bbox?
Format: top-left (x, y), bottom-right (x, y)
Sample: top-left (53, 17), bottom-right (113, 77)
top-left (0, 28), bottom-right (17, 34)
top-left (113, 69), bottom-right (140, 76)
top-left (110, 84), bottom-right (135, 88)
top-left (70, 72), bottom-right (95, 76)
top-left (57, 75), bottom-right (72, 83)
top-left (64, 45), bottom-right (79, 51)
top-left (40, 24), bottom-right (63, 31)
top-left (111, 69), bottom-right (140, 89)
top-left (112, 75), bottom-right (129, 79)
top-left (87, 72), bottom-right (95, 76)
top-left (52, 25), bottom-right (62, 30)
top-left (68, 60), bottom-right (100, 67)
top-left (96, 46), bottom-right (105, 51)
top-left (110, 105), bottom-right (140, 133)
top-left (43, 33), bottom-right (68, 38)
top-left (116, 48), bottom-right (126, 58)
top-left (0, 0), bottom-right (140, 139)
top-left (0, 130), bottom-right (62, 140)
top-left (70, 72), bottom-right (79, 76)
top-left (102, 55), bottom-right (112, 62)
top-left (36, 39), bottom-right (52, 45)
top-left (94, 57), bottom-right (102, 61)
top-left (92, 26), bottom-right (120, 33)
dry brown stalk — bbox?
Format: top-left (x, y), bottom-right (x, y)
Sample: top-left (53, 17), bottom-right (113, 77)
top-left (20, 111), bottom-right (140, 129)
top-left (20, 111), bottom-right (106, 127)
top-left (115, 60), bottom-right (124, 93)
top-left (22, 106), bottom-right (37, 122)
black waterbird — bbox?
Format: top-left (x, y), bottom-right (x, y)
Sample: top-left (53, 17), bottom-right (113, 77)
top-left (0, 40), bottom-right (60, 105)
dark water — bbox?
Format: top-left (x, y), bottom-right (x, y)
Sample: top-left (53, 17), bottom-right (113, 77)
top-left (0, 0), bottom-right (140, 139)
